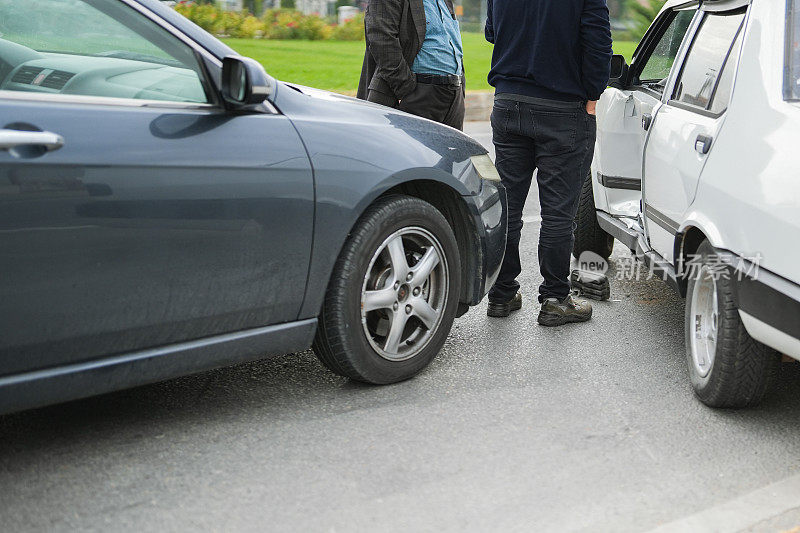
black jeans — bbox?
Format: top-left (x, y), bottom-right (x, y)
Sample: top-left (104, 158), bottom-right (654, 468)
top-left (368, 81), bottom-right (465, 130)
top-left (488, 96), bottom-right (596, 303)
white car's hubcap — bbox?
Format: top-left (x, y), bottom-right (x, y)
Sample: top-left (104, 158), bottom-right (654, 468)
top-left (689, 265), bottom-right (719, 378)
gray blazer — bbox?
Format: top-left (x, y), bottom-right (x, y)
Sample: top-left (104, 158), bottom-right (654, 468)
top-left (357, 0), bottom-right (455, 104)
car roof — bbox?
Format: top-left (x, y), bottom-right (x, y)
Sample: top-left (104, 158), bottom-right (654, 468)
top-left (660, 0), bottom-right (698, 13)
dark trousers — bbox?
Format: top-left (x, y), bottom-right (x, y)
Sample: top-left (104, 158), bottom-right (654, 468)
top-left (488, 96), bottom-right (596, 303)
top-left (368, 81), bottom-right (465, 130)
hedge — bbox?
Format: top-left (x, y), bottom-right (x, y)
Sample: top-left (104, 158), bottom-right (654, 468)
top-left (173, 2), bottom-right (365, 41)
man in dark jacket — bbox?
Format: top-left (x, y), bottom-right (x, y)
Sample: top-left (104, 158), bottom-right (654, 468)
top-left (357, 0), bottom-right (466, 130)
top-left (484, 0), bottom-right (612, 326)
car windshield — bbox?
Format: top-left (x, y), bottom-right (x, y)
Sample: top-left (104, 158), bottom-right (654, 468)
top-left (0, 0), bottom-right (175, 63)
top-left (0, 0), bottom-right (208, 103)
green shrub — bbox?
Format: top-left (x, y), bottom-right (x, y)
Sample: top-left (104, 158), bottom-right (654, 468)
top-left (296, 13), bottom-right (333, 40)
top-left (331, 12), bottom-right (364, 41)
top-left (215, 10), bottom-right (244, 36)
top-left (232, 14), bottom-right (264, 38)
top-left (262, 8), bottom-right (333, 40)
top-left (174, 2), bottom-right (360, 41)
top-left (262, 8), bottom-right (302, 39)
top-left (174, 2), bottom-right (220, 33)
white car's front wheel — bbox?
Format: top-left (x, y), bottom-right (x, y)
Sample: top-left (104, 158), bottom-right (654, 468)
top-left (685, 241), bottom-right (780, 408)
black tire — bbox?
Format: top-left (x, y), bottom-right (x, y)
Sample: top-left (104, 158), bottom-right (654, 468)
top-left (573, 171), bottom-right (614, 260)
top-left (685, 240), bottom-right (781, 408)
top-left (313, 195), bottom-right (461, 385)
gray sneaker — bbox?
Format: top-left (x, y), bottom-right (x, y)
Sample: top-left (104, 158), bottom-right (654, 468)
top-left (537, 294), bottom-right (593, 327)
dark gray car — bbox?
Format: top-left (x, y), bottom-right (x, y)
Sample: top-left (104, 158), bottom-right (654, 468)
top-left (0, 0), bottom-right (506, 414)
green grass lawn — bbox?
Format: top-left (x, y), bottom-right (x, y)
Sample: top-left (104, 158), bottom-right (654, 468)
top-left (223, 34), bottom-right (637, 94)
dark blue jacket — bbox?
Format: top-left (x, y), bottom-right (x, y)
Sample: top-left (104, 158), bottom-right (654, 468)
top-left (486, 0), bottom-right (613, 101)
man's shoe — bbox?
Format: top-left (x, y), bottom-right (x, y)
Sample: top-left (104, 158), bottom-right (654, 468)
top-left (537, 294), bottom-right (592, 327)
top-left (570, 269), bottom-right (610, 301)
top-left (487, 292), bottom-right (523, 318)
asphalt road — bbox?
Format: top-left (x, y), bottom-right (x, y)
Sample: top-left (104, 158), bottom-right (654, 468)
top-left (1, 123), bottom-right (799, 533)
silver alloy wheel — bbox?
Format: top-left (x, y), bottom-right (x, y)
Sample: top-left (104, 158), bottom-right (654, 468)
top-left (360, 227), bottom-right (449, 362)
top-left (689, 264), bottom-right (719, 378)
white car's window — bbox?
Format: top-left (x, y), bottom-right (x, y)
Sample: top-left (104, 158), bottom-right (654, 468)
top-left (0, 0), bottom-right (209, 104)
top-left (637, 10), bottom-right (695, 90)
top-left (672, 11), bottom-right (745, 111)
top-left (786, 0), bottom-right (800, 100)
top-left (708, 27), bottom-right (743, 115)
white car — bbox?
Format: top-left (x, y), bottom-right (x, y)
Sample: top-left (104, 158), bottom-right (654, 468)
top-left (576, 0), bottom-right (800, 407)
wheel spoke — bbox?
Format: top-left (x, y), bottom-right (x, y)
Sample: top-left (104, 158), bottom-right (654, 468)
top-left (413, 299), bottom-right (439, 329)
top-left (384, 310), bottom-right (409, 354)
top-left (362, 288), bottom-right (396, 313)
top-left (412, 246), bottom-right (440, 281)
top-left (689, 265), bottom-right (720, 378)
top-left (386, 236), bottom-right (409, 281)
top-left (361, 227), bottom-right (447, 361)
top-left (712, 284), bottom-right (718, 315)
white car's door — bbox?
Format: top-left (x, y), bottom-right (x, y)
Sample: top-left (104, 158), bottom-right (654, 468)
top-left (594, 7), bottom-right (696, 218)
top-left (643, 8), bottom-right (747, 263)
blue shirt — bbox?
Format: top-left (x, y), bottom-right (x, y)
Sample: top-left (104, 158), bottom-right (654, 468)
top-left (412, 0), bottom-right (463, 76)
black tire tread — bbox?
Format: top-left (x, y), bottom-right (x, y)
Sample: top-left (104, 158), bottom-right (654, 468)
top-left (312, 195), bottom-right (459, 384)
top-left (573, 171), bottom-right (614, 260)
top-left (688, 241), bottom-right (781, 408)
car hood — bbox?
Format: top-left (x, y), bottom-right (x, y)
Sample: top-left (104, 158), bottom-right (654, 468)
top-left (281, 83), bottom-right (386, 110)
top-left (272, 81), bottom-right (487, 182)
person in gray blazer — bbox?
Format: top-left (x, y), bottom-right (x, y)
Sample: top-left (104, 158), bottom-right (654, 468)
top-left (357, 0), bottom-right (466, 130)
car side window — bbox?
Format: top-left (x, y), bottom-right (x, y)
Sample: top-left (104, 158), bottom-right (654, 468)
top-left (672, 11), bottom-right (746, 112)
top-left (707, 26), bottom-right (744, 115)
top-left (636, 10), bottom-right (696, 92)
top-left (0, 0), bottom-right (210, 104)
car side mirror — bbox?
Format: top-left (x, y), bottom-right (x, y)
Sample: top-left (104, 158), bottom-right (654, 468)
top-left (609, 54), bottom-right (629, 88)
top-left (221, 56), bottom-right (271, 109)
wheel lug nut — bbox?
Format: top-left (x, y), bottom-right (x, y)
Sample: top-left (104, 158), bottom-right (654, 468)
top-left (394, 281), bottom-right (400, 289)
top-left (393, 302), bottom-right (399, 311)
top-left (405, 305), bottom-right (412, 314)
top-left (412, 287), bottom-right (420, 297)
top-left (406, 273), bottom-right (413, 281)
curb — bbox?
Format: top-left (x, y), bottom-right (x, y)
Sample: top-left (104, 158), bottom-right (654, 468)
top-left (646, 472), bottom-right (800, 533)
top-left (465, 90), bottom-right (494, 122)
top-left (339, 89), bottom-right (495, 122)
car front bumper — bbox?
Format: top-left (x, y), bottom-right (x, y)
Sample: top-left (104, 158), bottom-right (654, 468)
top-left (465, 179), bottom-right (507, 305)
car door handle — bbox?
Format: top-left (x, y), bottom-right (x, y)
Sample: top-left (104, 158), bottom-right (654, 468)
top-left (0, 129), bottom-right (64, 152)
top-left (695, 134), bottom-right (713, 155)
top-left (642, 113), bottom-right (653, 131)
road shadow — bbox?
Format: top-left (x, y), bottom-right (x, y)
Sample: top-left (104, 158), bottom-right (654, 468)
top-left (0, 350), bottom-right (380, 455)
top-left (1, 251), bottom-right (798, 457)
